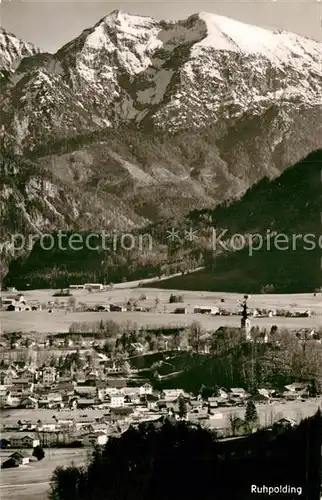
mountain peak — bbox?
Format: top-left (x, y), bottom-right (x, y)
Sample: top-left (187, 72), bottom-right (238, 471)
top-left (98, 9), bottom-right (157, 29)
top-left (191, 11), bottom-right (322, 65)
top-left (1, 10), bottom-right (322, 149)
top-left (0, 27), bottom-right (40, 72)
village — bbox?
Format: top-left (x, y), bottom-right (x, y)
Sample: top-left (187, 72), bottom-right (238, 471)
top-left (0, 285), bottom-right (321, 476)
top-left (1, 358), bottom-right (321, 454)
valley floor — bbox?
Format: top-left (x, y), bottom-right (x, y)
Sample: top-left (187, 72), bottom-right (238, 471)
top-left (2, 289), bottom-right (321, 334)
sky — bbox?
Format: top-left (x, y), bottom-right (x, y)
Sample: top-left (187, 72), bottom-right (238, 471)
top-left (1, 0), bottom-right (321, 53)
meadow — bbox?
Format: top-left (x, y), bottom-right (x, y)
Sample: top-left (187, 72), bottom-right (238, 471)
top-left (0, 448), bottom-right (88, 500)
top-left (2, 287), bottom-right (321, 334)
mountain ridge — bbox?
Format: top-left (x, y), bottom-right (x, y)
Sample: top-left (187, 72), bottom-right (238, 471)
top-left (1, 11), bottom-right (322, 150)
top-left (0, 27), bottom-right (40, 73)
top-left (1, 11), bottom-right (322, 278)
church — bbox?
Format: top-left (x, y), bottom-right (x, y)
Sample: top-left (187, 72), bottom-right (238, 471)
top-left (241, 295), bottom-right (269, 343)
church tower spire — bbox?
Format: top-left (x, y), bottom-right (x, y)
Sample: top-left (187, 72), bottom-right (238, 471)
top-left (241, 295), bottom-right (252, 341)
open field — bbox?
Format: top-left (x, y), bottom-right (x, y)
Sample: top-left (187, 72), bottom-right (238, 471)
top-left (2, 310), bottom-right (321, 334)
top-left (2, 288), bottom-right (321, 334)
top-left (0, 448), bottom-right (88, 500)
top-left (0, 407), bottom-right (115, 424)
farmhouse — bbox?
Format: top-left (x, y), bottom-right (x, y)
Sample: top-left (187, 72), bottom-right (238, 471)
top-left (95, 304), bottom-right (110, 312)
top-left (42, 366), bottom-right (57, 384)
top-left (1, 451), bottom-right (30, 468)
top-left (257, 388), bottom-right (272, 399)
top-left (229, 388), bottom-right (248, 399)
top-left (9, 433), bottom-right (40, 448)
top-left (106, 378), bottom-right (127, 390)
top-left (163, 389), bottom-right (184, 401)
top-left (0, 387), bottom-right (13, 407)
top-left (110, 304), bottom-right (126, 312)
top-left (283, 383), bottom-right (308, 399)
top-left (217, 388), bottom-right (229, 400)
top-left (208, 397), bottom-right (219, 412)
top-left (10, 451), bottom-right (30, 465)
top-left (75, 385), bottom-right (97, 397)
top-left (173, 307), bottom-right (187, 314)
top-left (139, 383), bottom-right (153, 396)
top-left (21, 396), bottom-right (38, 409)
top-left (284, 383), bottom-right (308, 393)
top-left (0, 367), bottom-right (17, 385)
top-left (128, 342), bottom-right (144, 356)
top-left (20, 368), bottom-right (36, 383)
top-left (84, 283), bottom-right (104, 290)
top-left (82, 432), bottom-right (108, 447)
top-left (275, 416), bottom-right (297, 427)
top-left (110, 393), bottom-right (125, 408)
top-left (12, 379), bottom-right (34, 392)
top-left (193, 306), bottom-right (219, 315)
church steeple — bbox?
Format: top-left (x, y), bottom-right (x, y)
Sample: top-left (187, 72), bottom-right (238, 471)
top-left (241, 295), bottom-right (252, 341)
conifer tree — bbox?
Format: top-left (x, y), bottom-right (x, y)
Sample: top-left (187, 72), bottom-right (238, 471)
top-left (245, 400), bottom-right (258, 430)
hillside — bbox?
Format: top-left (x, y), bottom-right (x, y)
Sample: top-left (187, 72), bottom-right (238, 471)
top-left (150, 149), bottom-right (322, 293)
top-left (128, 326), bottom-right (322, 393)
top-left (4, 149), bottom-right (322, 293)
top-left (1, 11), bottom-right (322, 269)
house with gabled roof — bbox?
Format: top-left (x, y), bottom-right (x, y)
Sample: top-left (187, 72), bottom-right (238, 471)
top-left (1, 451), bottom-right (29, 468)
top-left (9, 433), bottom-right (40, 448)
top-left (275, 416), bottom-right (297, 427)
top-left (10, 451), bottom-right (30, 465)
top-left (82, 432), bottom-right (108, 447)
top-left (229, 388), bottom-right (248, 399)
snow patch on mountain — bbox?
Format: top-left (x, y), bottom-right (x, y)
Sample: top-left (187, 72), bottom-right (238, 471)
top-left (1, 10), bottom-right (322, 147)
top-left (194, 12), bottom-right (322, 70)
top-left (137, 68), bottom-right (174, 104)
top-left (66, 10), bottom-right (163, 78)
top-left (0, 28), bottom-right (40, 72)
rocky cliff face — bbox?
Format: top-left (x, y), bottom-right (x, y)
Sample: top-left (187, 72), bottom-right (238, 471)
top-left (0, 27), bottom-right (40, 73)
top-left (1, 10), bottom-right (322, 266)
top-left (2, 11), bottom-right (322, 149)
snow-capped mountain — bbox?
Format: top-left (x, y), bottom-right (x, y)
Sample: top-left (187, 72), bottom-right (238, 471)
top-left (1, 10), bottom-right (322, 149)
top-left (1, 10), bottom-right (322, 264)
top-left (0, 27), bottom-right (40, 73)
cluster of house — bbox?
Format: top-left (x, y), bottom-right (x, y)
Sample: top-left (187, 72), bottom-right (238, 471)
top-left (0, 357), bottom-right (313, 416)
top-left (0, 345), bottom-right (315, 414)
top-left (0, 360), bottom-right (155, 409)
top-left (1, 294), bottom-right (41, 312)
top-left (0, 380), bottom-right (311, 454)
top-left (0, 335), bottom-right (147, 359)
top-left (205, 383), bottom-right (311, 411)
